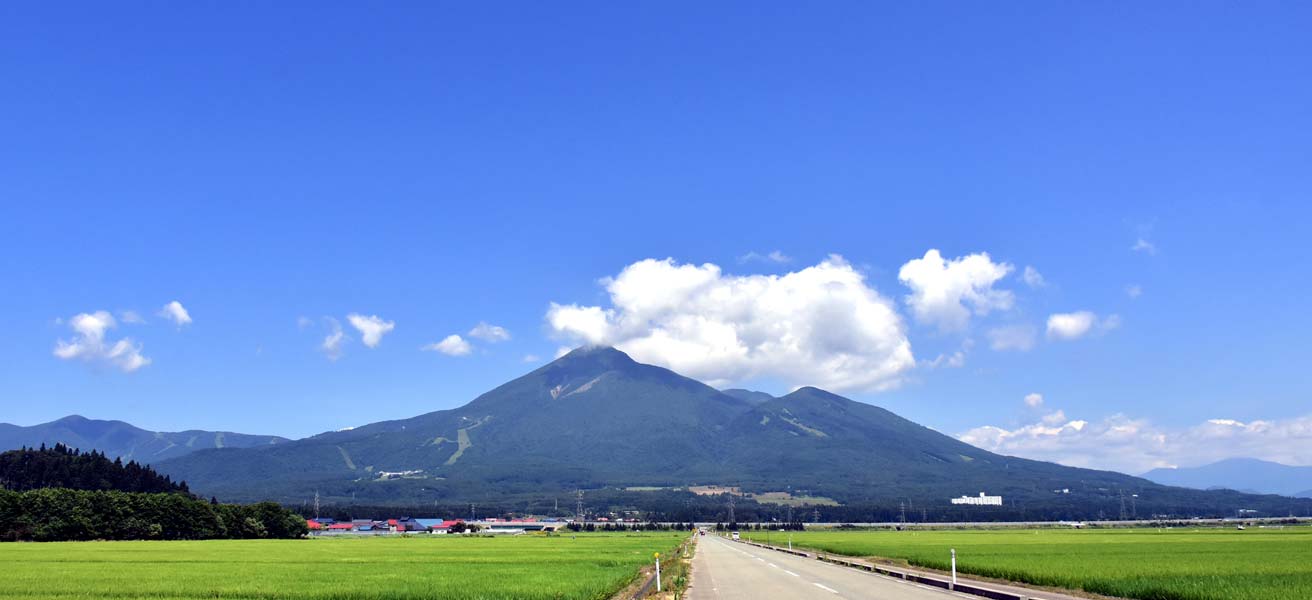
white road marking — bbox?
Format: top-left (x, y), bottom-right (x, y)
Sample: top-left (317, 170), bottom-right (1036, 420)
top-left (813, 583), bottom-right (840, 594)
top-left (783, 570), bottom-right (800, 577)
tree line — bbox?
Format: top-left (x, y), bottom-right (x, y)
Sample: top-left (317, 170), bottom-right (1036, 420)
top-left (0, 444), bottom-right (187, 494)
top-left (0, 446), bottom-right (305, 542)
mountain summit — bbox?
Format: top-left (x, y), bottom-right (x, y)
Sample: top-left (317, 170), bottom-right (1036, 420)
top-left (155, 347), bottom-right (1308, 517)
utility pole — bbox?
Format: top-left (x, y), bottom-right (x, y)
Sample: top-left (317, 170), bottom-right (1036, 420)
top-left (727, 493), bottom-right (736, 527)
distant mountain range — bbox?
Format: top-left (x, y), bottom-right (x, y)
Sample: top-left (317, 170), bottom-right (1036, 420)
top-left (146, 347), bottom-right (1311, 518)
top-left (0, 415), bottom-right (287, 462)
top-left (1142, 458), bottom-right (1312, 498)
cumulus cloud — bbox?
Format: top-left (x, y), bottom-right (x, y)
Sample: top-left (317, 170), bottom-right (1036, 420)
top-left (321, 318), bottom-right (346, 360)
top-left (1131, 238), bottom-right (1157, 255)
top-left (522, 354), bottom-right (541, 363)
top-left (1126, 284), bottom-right (1143, 299)
top-left (1046, 311), bottom-right (1119, 340)
top-left (468, 322), bottom-right (511, 343)
top-left (960, 411), bottom-right (1312, 474)
top-left (1024, 392), bottom-right (1044, 408)
top-left (347, 314), bottom-right (395, 348)
top-left (1022, 266), bottom-right (1046, 288)
top-left (547, 256), bottom-right (915, 392)
top-left (119, 310), bottom-right (146, 325)
top-left (423, 334), bottom-right (472, 356)
top-left (898, 249), bottom-right (1014, 332)
top-left (158, 301), bottom-right (192, 327)
top-left (739, 250), bottom-right (792, 264)
top-left (988, 324), bottom-right (1037, 352)
top-left (53, 311), bottom-right (151, 372)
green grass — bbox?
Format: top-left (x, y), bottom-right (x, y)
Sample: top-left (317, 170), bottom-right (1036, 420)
top-left (0, 532), bottom-right (686, 600)
top-left (743, 527), bottom-right (1312, 600)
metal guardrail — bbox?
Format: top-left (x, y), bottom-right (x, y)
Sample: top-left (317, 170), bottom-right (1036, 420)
top-left (734, 536), bottom-right (1030, 600)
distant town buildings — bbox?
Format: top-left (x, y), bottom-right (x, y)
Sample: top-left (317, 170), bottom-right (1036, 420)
top-left (951, 492), bottom-right (1003, 506)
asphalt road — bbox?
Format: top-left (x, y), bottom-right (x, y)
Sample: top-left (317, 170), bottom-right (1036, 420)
top-left (688, 535), bottom-right (971, 600)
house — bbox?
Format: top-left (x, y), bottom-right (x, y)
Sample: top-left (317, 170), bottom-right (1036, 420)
top-left (327, 522), bottom-right (356, 531)
top-left (427, 519), bottom-right (464, 533)
top-left (306, 519), bottom-right (324, 530)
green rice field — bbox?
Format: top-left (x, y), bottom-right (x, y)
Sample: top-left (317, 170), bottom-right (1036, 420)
top-left (743, 526), bottom-right (1312, 600)
top-left (0, 532), bottom-right (686, 600)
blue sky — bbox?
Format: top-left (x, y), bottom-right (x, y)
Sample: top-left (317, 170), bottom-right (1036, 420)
top-left (2, 2), bottom-right (1309, 473)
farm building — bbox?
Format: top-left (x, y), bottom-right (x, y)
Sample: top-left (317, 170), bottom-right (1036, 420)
top-left (951, 492), bottom-right (1003, 506)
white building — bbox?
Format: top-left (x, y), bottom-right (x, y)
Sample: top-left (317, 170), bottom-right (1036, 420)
top-left (951, 492), bottom-right (1003, 506)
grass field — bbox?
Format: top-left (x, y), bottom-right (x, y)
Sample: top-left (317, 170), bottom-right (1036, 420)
top-left (0, 532), bottom-right (687, 600)
top-left (743, 527), bottom-right (1312, 600)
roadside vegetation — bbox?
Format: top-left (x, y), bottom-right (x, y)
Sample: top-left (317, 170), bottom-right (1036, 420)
top-left (0, 531), bottom-right (687, 600)
top-left (743, 526), bottom-right (1312, 600)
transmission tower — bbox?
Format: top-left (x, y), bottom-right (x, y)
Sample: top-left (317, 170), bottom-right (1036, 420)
top-left (727, 492), bottom-right (736, 526)
top-left (575, 490), bottom-right (584, 522)
top-left (1119, 490), bottom-right (1128, 521)
top-left (899, 501), bottom-right (906, 524)
top-left (813, 508), bottom-right (820, 523)
top-left (313, 490), bottom-right (320, 520)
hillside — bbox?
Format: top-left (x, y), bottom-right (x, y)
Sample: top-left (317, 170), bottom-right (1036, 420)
top-left (1142, 458), bottom-right (1312, 497)
top-left (156, 347), bottom-right (1312, 518)
top-left (0, 415), bottom-right (288, 463)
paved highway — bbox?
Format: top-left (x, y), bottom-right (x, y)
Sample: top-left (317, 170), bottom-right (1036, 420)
top-left (688, 535), bottom-right (970, 600)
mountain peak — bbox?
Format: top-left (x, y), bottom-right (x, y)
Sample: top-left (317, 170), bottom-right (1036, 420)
top-left (553, 345), bottom-right (637, 369)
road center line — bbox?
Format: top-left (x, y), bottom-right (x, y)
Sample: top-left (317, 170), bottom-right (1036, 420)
top-left (783, 570), bottom-right (800, 577)
top-left (813, 583), bottom-right (840, 594)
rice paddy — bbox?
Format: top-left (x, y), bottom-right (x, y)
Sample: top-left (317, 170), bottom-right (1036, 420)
top-left (742, 526), bottom-right (1312, 600)
top-left (0, 532), bottom-right (687, 600)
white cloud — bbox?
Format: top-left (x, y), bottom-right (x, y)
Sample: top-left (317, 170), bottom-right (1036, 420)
top-left (468, 322), bottom-right (511, 343)
top-left (53, 311), bottom-right (151, 372)
top-left (297, 316), bottom-right (314, 329)
top-left (1131, 238), bottom-right (1157, 255)
top-left (347, 314), bottom-right (395, 348)
top-left (554, 346), bottom-right (573, 359)
top-left (423, 334), bottom-right (471, 356)
top-left (923, 350), bottom-right (966, 369)
top-left (1022, 266), bottom-right (1046, 288)
top-left (522, 354), bottom-right (541, 363)
top-left (119, 310), bottom-right (146, 325)
top-left (740, 250), bottom-right (792, 264)
top-left (1126, 284), bottom-right (1143, 299)
top-left (1047, 311), bottom-right (1119, 340)
top-left (960, 411), bottom-right (1312, 473)
top-left (321, 318), bottom-right (346, 360)
top-left (988, 324), bottom-right (1037, 351)
top-left (898, 249), bottom-right (1014, 332)
top-left (1024, 392), bottom-right (1044, 408)
top-left (547, 255), bottom-right (915, 392)
top-left (158, 301), bottom-right (192, 327)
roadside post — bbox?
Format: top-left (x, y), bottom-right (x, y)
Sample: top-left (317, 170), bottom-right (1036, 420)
top-left (950, 548), bottom-right (957, 590)
top-left (788, 534), bottom-right (792, 551)
top-left (655, 552), bottom-right (661, 592)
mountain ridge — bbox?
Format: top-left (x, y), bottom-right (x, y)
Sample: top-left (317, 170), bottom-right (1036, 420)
top-left (0, 415), bottom-right (289, 463)
top-left (1142, 458), bottom-right (1312, 498)
top-left (151, 347), bottom-right (1312, 519)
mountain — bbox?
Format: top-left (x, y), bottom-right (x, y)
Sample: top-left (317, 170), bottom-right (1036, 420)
top-left (1142, 458), bottom-right (1312, 497)
top-left (0, 415), bottom-right (288, 463)
top-left (721, 389), bottom-right (776, 405)
top-left (156, 347), bottom-right (1312, 518)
